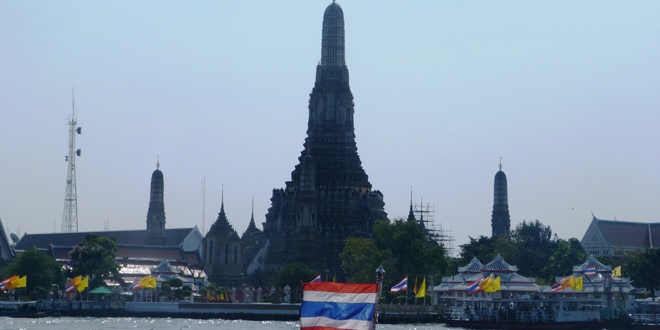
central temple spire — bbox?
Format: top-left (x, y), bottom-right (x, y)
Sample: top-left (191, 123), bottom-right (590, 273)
top-left (320, 1), bottom-right (345, 68)
top-left (260, 2), bottom-right (387, 277)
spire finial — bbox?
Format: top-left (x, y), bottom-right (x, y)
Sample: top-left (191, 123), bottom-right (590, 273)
top-left (157, 156), bottom-right (160, 169)
top-left (498, 157), bottom-right (502, 171)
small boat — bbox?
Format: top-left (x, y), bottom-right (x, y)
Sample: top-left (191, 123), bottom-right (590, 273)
top-left (445, 297), bottom-right (607, 330)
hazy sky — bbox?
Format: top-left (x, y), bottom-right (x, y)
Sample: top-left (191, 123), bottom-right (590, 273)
top-left (1, 1), bottom-right (658, 254)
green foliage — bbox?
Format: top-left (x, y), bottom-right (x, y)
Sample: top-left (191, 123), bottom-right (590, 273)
top-left (627, 248), bottom-right (660, 300)
top-left (273, 263), bottom-right (316, 289)
top-left (160, 283), bottom-right (171, 293)
top-left (68, 234), bottom-right (120, 288)
top-left (340, 217), bottom-right (448, 301)
top-left (339, 237), bottom-right (384, 283)
top-left (168, 278), bottom-right (183, 288)
top-left (541, 238), bottom-right (588, 283)
top-left (510, 220), bottom-right (558, 277)
top-left (458, 220), bottom-right (570, 280)
top-left (199, 287), bottom-right (208, 297)
top-left (459, 236), bottom-right (497, 265)
top-left (3, 247), bottom-right (64, 292)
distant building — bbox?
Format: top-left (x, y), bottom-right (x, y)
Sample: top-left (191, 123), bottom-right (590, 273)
top-left (202, 196), bottom-right (243, 286)
top-left (14, 163), bottom-right (204, 286)
top-left (434, 255), bottom-right (540, 304)
top-left (580, 215), bottom-right (660, 257)
top-left (491, 162), bottom-right (511, 239)
top-left (251, 1), bottom-right (387, 279)
top-left (145, 161), bottom-right (167, 245)
top-left (0, 218), bottom-right (15, 261)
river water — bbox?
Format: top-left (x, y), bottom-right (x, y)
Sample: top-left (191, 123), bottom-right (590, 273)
top-left (1, 317), bottom-right (452, 330)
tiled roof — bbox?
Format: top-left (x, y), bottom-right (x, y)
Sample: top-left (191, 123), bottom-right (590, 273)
top-left (483, 254), bottom-right (518, 272)
top-left (573, 255), bottom-right (611, 272)
top-left (15, 228), bottom-right (195, 251)
top-left (596, 218), bottom-right (660, 248)
top-left (458, 257), bottom-right (484, 273)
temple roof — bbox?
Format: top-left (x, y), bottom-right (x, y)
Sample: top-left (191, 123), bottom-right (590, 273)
top-left (152, 259), bottom-right (177, 274)
top-left (16, 228), bottom-right (196, 251)
top-left (594, 217), bottom-right (660, 248)
top-left (573, 255), bottom-right (612, 272)
top-left (208, 201), bottom-right (240, 241)
top-left (458, 257), bottom-right (484, 273)
top-left (483, 254), bottom-right (518, 272)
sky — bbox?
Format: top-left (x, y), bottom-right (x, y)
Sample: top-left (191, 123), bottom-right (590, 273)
top-left (1, 1), bottom-right (658, 255)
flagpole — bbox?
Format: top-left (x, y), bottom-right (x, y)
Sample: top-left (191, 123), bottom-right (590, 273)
top-left (374, 265), bottom-right (385, 330)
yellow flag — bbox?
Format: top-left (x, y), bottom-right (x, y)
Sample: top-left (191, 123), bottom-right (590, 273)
top-left (485, 276), bottom-right (500, 293)
top-left (11, 276), bottom-right (26, 289)
top-left (572, 276), bottom-right (583, 291)
top-left (479, 275), bottom-right (493, 291)
top-left (561, 276), bottom-right (574, 289)
top-left (77, 276), bottom-right (88, 292)
top-left (415, 277), bottom-right (426, 298)
top-left (413, 277), bottom-right (418, 294)
top-left (612, 266), bottom-right (622, 277)
top-left (138, 275), bottom-right (153, 288)
top-left (72, 275), bottom-right (82, 286)
top-left (147, 277), bottom-right (157, 289)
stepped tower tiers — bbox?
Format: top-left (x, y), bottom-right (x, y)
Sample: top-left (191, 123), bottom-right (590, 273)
top-left (261, 1), bottom-right (387, 276)
top-left (491, 160), bottom-right (511, 239)
top-left (145, 160), bottom-right (167, 245)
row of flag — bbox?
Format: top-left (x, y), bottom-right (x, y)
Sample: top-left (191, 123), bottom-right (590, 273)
top-left (389, 276), bottom-right (427, 298)
top-left (551, 275), bottom-right (583, 293)
top-left (130, 275), bottom-right (157, 290)
top-left (65, 275), bottom-right (89, 293)
top-left (311, 273), bottom-right (336, 283)
top-left (467, 274), bottom-right (501, 294)
top-left (585, 265), bottom-right (622, 277)
top-left (0, 275), bottom-right (26, 290)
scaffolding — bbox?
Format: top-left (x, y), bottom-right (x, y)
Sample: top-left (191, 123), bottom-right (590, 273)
top-left (413, 201), bottom-right (455, 257)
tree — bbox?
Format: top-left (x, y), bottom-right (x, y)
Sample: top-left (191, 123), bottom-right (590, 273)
top-left (273, 263), bottom-right (316, 290)
top-left (458, 236), bottom-right (497, 265)
top-left (3, 247), bottom-right (64, 292)
top-left (340, 217), bottom-right (448, 299)
top-left (509, 220), bottom-right (558, 278)
top-left (339, 237), bottom-right (384, 283)
top-left (541, 238), bottom-right (588, 284)
top-left (627, 248), bottom-right (660, 300)
top-left (68, 234), bottom-right (120, 288)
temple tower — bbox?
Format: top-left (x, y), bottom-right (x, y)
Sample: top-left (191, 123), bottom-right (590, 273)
top-left (491, 160), bottom-right (511, 239)
top-left (145, 160), bottom-right (167, 245)
top-left (261, 1), bottom-right (386, 277)
top-left (203, 192), bottom-right (242, 285)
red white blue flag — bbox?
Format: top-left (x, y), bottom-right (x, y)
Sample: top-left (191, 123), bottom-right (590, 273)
top-left (585, 266), bottom-right (596, 277)
top-left (466, 275), bottom-right (484, 294)
top-left (65, 281), bottom-right (76, 293)
top-left (311, 274), bottom-right (321, 283)
top-left (301, 282), bottom-right (378, 330)
top-left (391, 276), bottom-right (408, 292)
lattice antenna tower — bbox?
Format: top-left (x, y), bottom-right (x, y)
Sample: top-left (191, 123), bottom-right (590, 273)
top-left (61, 91), bottom-right (82, 233)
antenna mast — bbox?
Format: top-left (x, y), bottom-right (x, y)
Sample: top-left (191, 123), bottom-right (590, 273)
top-left (202, 176), bottom-right (206, 234)
top-left (61, 90), bottom-right (82, 232)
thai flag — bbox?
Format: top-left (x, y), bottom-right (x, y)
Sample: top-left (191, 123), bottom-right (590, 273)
top-left (130, 281), bottom-right (143, 291)
top-left (301, 282), bottom-right (377, 330)
top-left (391, 276), bottom-right (408, 292)
top-left (466, 275), bottom-right (483, 294)
top-left (65, 281), bottom-right (76, 293)
top-left (551, 278), bottom-right (564, 293)
top-left (311, 274), bottom-right (321, 283)
top-left (585, 266), bottom-right (596, 277)
top-left (0, 276), bottom-right (15, 290)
